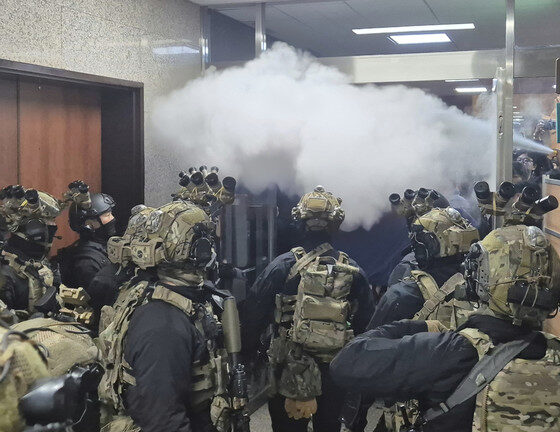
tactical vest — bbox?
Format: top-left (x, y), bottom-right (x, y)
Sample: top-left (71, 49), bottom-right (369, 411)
top-left (269, 243), bottom-right (357, 400)
top-left (1, 251), bottom-right (53, 314)
top-left (0, 325), bottom-right (50, 432)
top-left (410, 270), bottom-right (472, 329)
top-left (459, 327), bottom-right (560, 432)
top-left (287, 243), bottom-right (357, 361)
top-left (98, 281), bottom-right (229, 416)
top-left (57, 240), bottom-right (108, 289)
top-left (12, 317), bottom-right (100, 376)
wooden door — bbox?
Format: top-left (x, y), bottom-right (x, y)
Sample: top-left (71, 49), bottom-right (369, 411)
top-left (0, 77), bottom-right (18, 186)
top-left (18, 79), bottom-right (102, 251)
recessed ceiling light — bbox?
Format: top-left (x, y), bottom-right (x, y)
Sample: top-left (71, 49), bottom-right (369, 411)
top-left (353, 23), bottom-right (474, 35)
top-left (389, 33), bottom-right (451, 44)
top-left (455, 87), bottom-right (488, 93)
top-left (445, 79), bottom-right (479, 82)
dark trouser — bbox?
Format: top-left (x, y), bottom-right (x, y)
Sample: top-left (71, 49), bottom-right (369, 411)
top-left (268, 363), bottom-right (345, 432)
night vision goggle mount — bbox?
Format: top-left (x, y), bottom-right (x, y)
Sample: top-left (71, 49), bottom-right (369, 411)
top-left (474, 181), bottom-right (558, 226)
top-left (0, 180), bottom-right (94, 233)
top-left (173, 165), bottom-right (237, 211)
top-left (61, 180), bottom-right (92, 212)
top-left (0, 185), bottom-right (62, 233)
top-left (389, 187), bottom-right (443, 223)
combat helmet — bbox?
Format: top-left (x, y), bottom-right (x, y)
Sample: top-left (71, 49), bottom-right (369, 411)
top-left (410, 207), bottom-right (479, 268)
top-left (0, 185), bottom-right (62, 247)
top-left (292, 186), bottom-right (345, 232)
top-left (107, 200), bottom-right (216, 273)
top-left (69, 192), bottom-right (115, 233)
top-left (464, 224), bottom-right (560, 327)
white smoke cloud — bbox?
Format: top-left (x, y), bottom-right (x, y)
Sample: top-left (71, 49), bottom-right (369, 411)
top-left (150, 43), bottom-right (537, 230)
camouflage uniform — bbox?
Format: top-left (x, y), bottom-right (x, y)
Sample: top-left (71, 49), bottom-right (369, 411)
top-left (0, 322), bottom-right (50, 432)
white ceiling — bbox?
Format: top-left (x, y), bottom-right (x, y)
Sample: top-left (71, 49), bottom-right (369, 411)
top-left (207, 0), bottom-right (560, 57)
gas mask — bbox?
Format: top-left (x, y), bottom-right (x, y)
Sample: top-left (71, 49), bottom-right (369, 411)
top-left (410, 228), bottom-right (440, 268)
top-left (189, 223), bottom-right (216, 269)
top-left (10, 219), bottom-right (58, 259)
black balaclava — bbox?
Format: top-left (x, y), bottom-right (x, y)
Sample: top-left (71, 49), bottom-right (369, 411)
top-left (84, 217), bottom-right (117, 243)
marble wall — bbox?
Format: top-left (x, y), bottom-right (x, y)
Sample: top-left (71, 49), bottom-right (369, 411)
top-left (0, 0), bottom-right (202, 204)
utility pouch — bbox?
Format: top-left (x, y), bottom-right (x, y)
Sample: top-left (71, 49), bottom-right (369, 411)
top-left (278, 349), bottom-right (322, 400)
top-left (291, 319), bottom-right (352, 360)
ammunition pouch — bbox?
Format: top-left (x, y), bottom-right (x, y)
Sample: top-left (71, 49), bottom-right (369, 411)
top-left (58, 285), bottom-right (94, 326)
top-left (291, 319), bottom-right (352, 361)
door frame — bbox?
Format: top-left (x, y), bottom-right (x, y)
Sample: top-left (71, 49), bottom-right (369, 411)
top-left (0, 59), bottom-right (144, 233)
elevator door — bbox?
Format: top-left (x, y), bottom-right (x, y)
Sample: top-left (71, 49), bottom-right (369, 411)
top-left (0, 77), bottom-right (17, 186)
top-left (0, 76), bottom-right (102, 251)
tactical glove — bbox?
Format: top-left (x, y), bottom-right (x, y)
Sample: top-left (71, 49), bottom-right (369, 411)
top-left (425, 320), bottom-right (449, 333)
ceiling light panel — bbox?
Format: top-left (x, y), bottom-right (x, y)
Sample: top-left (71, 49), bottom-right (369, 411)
top-left (389, 33), bottom-right (451, 44)
top-left (455, 87), bottom-right (489, 93)
top-left (353, 23), bottom-right (475, 35)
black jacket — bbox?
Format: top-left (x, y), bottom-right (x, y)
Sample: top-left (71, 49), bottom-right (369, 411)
top-left (56, 239), bottom-right (119, 313)
top-left (242, 235), bottom-right (376, 355)
top-left (123, 284), bottom-right (217, 432)
top-left (367, 256), bottom-right (463, 330)
top-left (330, 315), bottom-right (547, 432)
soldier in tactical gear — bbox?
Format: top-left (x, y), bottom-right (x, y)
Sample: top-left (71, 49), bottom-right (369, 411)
top-left (369, 190), bottom-right (479, 330)
top-left (56, 185), bottom-right (119, 316)
top-left (331, 214), bottom-right (560, 431)
top-left (0, 186), bottom-right (63, 316)
top-left (242, 186), bottom-right (375, 432)
top-left (0, 184), bottom-right (107, 432)
top-left (99, 172), bottom-right (247, 432)
top-left (0, 318), bottom-right (50, 432)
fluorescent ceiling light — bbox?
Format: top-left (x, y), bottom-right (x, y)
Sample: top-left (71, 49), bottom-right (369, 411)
top-left (353, 23), bottom-right (474, 35)
top-left (153, 45), bottom-right (199, 55)
top-left (445, 79), bottom-right (479, 82)
top-left (389, 33), bottom-right (451, 44)
top-left (455, 87), bottom-right (488, 93)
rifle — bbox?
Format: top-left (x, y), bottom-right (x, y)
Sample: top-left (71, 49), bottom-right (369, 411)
top-left (222, 297), bottom-right (251, 432)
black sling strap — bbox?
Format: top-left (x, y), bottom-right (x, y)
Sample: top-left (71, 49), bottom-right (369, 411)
top-left (422, 332), bottom-right (538, 424)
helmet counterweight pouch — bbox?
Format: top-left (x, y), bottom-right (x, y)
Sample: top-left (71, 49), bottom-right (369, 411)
top-left (107, 237), bottom-right (131, 264)
top-left (129, 238), bottom-right (164, 269)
